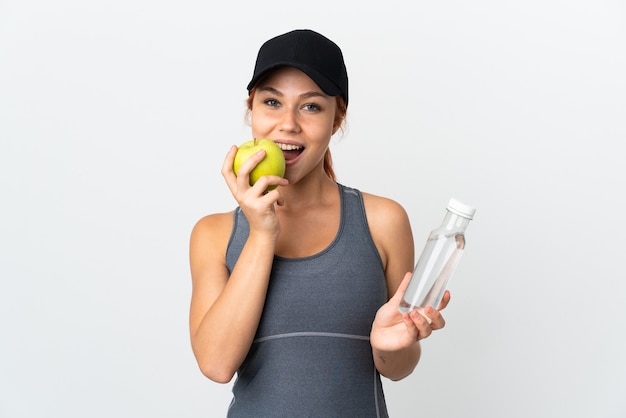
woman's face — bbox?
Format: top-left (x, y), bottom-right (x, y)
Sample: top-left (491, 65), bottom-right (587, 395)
top-left (250, 66), bottom-right (338, 184)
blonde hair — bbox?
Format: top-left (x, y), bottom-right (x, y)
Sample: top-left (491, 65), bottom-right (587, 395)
top-left (246, 87), bottom-right (347, 181)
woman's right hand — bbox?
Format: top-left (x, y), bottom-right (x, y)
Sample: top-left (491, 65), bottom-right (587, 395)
top-left (221, 145), bottom-right (289, 238)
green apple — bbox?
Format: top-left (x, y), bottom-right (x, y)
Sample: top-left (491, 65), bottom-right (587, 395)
top-left (233, 138), bottom-right (286, 191)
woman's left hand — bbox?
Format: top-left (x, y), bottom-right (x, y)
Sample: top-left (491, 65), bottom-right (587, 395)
top-left (370, 272), bottom-right (450, 352)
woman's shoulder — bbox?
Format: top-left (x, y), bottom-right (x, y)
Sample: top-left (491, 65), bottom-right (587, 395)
top-left (355, 188), bottom-right (412, 242)
top-left (190, 210), bottom-right (236, 250)
top-left (193, 210), bottom-right (235, 230)
top-left (356, 189), bottom-right (414, 284)
top-left (359, 190), bottom-right (410, 224)
top-left (340, 184), bottom-right (406, 215)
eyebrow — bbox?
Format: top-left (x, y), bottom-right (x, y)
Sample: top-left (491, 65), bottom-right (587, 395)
top-left (257, 86), bottom-right (329, 100)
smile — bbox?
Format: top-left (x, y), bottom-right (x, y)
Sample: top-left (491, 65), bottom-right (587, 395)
top-left (275, 142), bottom-right (304, 162)
top-left (276, 143), bottom-right (303, 151)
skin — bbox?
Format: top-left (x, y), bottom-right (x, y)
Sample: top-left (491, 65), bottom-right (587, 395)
top-left (189, 66), bottom-right (450, 384)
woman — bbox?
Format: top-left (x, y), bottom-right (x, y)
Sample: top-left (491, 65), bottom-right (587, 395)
top-left (189, 29), bottom-right (449, 417)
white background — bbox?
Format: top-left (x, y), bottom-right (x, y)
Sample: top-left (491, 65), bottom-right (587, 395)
top-left (1, 0), bottom-right (625, 417)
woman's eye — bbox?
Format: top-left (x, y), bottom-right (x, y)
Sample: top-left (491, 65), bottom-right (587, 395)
top-left (303, 103), bottom-right (320, 111)
top-left (264, 99), bottom-right (280, 107)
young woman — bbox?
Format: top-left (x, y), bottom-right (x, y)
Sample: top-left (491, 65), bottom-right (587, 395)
top-left (189, 29), bottom-right (450, 417)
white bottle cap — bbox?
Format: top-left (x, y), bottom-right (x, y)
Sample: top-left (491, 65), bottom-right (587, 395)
top-left (447, 198), bottom-right (476, 220)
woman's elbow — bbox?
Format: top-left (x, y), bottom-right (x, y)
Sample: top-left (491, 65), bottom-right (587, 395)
top-left (197, 360), bottom-right (237, 384)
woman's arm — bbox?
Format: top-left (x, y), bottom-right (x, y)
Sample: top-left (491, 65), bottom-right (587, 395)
top-left (189, 213), bottom-right (277, 383)
top-left (189, 146), bottom-right (288, 383)
top-left (364, 194), bottom-right (449, 381)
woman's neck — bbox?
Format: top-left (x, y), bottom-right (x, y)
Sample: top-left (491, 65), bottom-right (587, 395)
top-left (277, 172), bottom-right (338, 211)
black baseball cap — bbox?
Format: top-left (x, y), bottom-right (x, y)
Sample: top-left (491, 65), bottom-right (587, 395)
top-left (247, 29), bottom-right (349, 106)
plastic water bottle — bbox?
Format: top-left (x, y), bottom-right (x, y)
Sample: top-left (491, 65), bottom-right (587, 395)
top-left (398, 198), bottom-right (476, 318)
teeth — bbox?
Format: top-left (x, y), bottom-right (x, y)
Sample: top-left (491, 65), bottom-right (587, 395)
top-left (277, 143), bottom-right (303, 151)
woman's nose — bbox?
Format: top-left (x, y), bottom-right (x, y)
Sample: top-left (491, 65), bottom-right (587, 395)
top-left (278, 108), bottom-right (300, 133)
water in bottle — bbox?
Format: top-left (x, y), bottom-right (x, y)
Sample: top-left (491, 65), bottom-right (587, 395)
top-left (398, 198), bottom-right (475, 318)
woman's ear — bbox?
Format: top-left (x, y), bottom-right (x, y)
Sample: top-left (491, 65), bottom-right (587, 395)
top-left (331, 117), bottom-right (342, 135)
top-left (332, 120), bottom-right (344, 136)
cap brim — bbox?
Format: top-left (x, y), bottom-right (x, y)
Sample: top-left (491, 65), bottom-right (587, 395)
top-left (247, 63), bottom-right (342, 98)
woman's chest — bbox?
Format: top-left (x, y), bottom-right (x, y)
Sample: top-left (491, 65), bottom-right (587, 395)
top-left (274, 210), bottom-right (340, 258)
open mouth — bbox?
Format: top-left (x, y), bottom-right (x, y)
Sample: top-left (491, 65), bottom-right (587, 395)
top-left (276, 143), bottom-right (304, 162)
